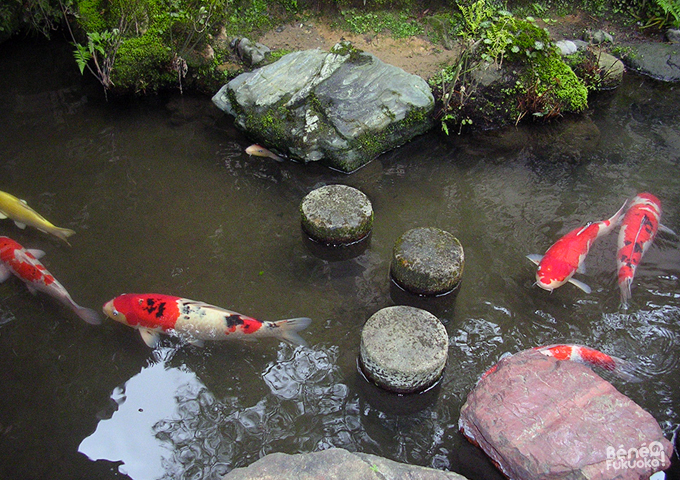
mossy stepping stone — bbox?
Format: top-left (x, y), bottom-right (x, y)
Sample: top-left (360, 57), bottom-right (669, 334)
top-left (300, 185), bottom-right (373, 245)
top-left (391, 227), bottom-right (464, 295)
top-left (360, 306), bottom-right (448, 394)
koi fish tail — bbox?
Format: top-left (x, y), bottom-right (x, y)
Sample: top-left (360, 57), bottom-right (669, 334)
top-left (75, 306), bottom-right (102, 325)
top-left (46, 226), bottom-right (76, 245)
top-left (608, 201), bottom-right (629, 230)
top-left (271, 317), bottom-right (312, 347)
top-left (619, 278), bottom-right (633, 310)
top-left (608, 355), bottom-right (643, 382)
top-left (64, 297), bottom-right (102, 325)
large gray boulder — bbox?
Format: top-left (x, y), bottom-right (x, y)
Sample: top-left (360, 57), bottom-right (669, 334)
top-left (459, 348), bottom-right (673, 480)
top-left (212, 41), bottom-right (435, 173)
top-left (222, 448), bottom-right (469, 480)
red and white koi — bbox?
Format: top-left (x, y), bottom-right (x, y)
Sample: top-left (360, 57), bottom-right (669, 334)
top-left (535, 344), bottom-right (641, 382)
top-left (245, 144), bottom-right (284, 162)
top-left (616, 193), bottom-right (674, 309)
top-left (527, 201), bottom-right (627, 293)
top-left (0, 236), bottom-right (100, 324)
top-left (102, 293), bottom-right (311, 348)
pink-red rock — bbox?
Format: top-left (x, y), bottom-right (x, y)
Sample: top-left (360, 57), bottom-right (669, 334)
top-left (459, 349), bottom-right (673, 480)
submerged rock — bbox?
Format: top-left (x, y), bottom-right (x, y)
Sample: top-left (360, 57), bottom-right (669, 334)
top-left (459, 348), bottom-right (673, 480)
top-left (212, 41), bottom-right (435, 172)
top-left (223, 448), bottom-right (469, 479)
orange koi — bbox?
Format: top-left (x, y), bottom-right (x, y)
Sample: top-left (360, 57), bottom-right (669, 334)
top-left (103, 293), bottom-right (311, 348)
top-left (616, 193), bottom-right (674, 309)
top-left (535, 344), bottom-right (641, 382)
top-left (527, 201), bottom-right (627, 293)
top-left (0, 236), bottom-right (100, 324)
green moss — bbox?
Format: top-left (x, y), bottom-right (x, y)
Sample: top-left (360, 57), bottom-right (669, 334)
top-left (523, 49), bottom-right (588, 114)
top-left (76, 0), bottom-right (108, 33)
top-left (112, 33), bottom-right (174, 93)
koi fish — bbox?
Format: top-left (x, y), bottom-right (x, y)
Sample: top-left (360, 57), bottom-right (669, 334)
top-left (0, 190), bottom-right (75, 244)
top-left (535, 344), bottom-right (641, 382)
top-left (245, 144), bottom-right (284, 162)
top-left (102, 293), bottom-right (311, 348)
top-left (0, 236), bottom-right (101, 324)
top-left (527, 201), bottom-right (627, 293)
top-left (616, 193), bottom-right (675, 309)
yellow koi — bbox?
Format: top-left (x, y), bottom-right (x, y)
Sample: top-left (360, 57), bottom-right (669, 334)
top-left (0, 190), bottom-right (75, 244)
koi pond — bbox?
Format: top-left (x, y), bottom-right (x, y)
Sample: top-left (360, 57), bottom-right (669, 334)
top-left (0, 37), bottom-right (679, 480)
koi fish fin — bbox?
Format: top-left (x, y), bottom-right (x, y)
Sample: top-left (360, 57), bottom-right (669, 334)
top-left (0, 265), bottom-right (11, 283)
top-left (0, 211), bottom-right (7, 219)
top-left (659, 223), bottom-right (677, 236)
top-left (608, 355), bottom-right (643, 383)
top-left (568, 277), bottom-right (591, 294)
top-left (50, 227), bottom-right (76, 245)
top-left (619, 279), bottom-right (633, 310)
top-left (268, 152), bottom-right (284, 163)
top-left (611, 200), bottom-right (628, 226)
top-left (74, 306), bottom-right (102, 325)
top-left (576, 262), bottom-right (586, 274)
top-left (25, 283), bottom-right (38, 295)
top-left (14, 221), bottom-right (27, 229)
top-left (27, 249), bottom-right (46, 259)
top-left (526, 254), bottom-right (543, 266)
top-left (139, 328), bottom-right (161, 348)
top-left (272, 317), bottom-right (312, 347)
top-left (187, 338), bottom-right (205, 347)
top-left (575, 223), bottom-right (592, 236)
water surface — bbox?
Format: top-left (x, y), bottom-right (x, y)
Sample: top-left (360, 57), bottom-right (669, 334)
top-left (0, 37), bottom-right (679, 480)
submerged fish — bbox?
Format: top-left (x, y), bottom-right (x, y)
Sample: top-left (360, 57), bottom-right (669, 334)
top-left (245, 144), bottom-right (284, 162)
top-left (527, 201), bottom-right (627, 293)
top-left (0, 190), bottom-right (75, 244)
top-left (0, 236), bottom-right (101, 324)
top-left (617, 193), bottom-right (675, 309)
top-left (102, 293), bottom-right (311, 348)
top-left (535, 344), bottom-right (641, 382)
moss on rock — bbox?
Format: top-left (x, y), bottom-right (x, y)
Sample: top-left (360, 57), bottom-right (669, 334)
top-left (112, 33), bottom-right (174, 93)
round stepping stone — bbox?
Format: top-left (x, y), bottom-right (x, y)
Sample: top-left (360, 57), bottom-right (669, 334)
top-left (360, 306), bottom-right (448, 393)
top-left (300, 185), bottom-right (373, 245)
top-left (391, 227), bottom-right (464, 295)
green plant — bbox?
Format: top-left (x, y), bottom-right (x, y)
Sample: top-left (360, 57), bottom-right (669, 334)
top-left (458, 0), bottom-right (495, 39)
top-left (72, 29), bottom-right (122, 89)
top-left (642, 0), bottom-right (680, 28)
top-left (613, 0), bottom-right (680, 29)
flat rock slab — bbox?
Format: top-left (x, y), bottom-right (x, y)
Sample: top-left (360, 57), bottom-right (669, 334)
top-left (622, 42), bottom-right (680, 82)
top-left (360, 306), bottom-right (448, 393)
top-left (300, 184), bottom-right (373, 245)
top-left (391, 227), bottom-right (464, 295)
top-left (459, 349), bottom-right (673, 480)
top-left (222, 448), bottom-right (469, 480)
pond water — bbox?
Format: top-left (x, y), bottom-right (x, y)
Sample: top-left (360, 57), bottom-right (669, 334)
top-left (0, 37), bottom-right (679, 480)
